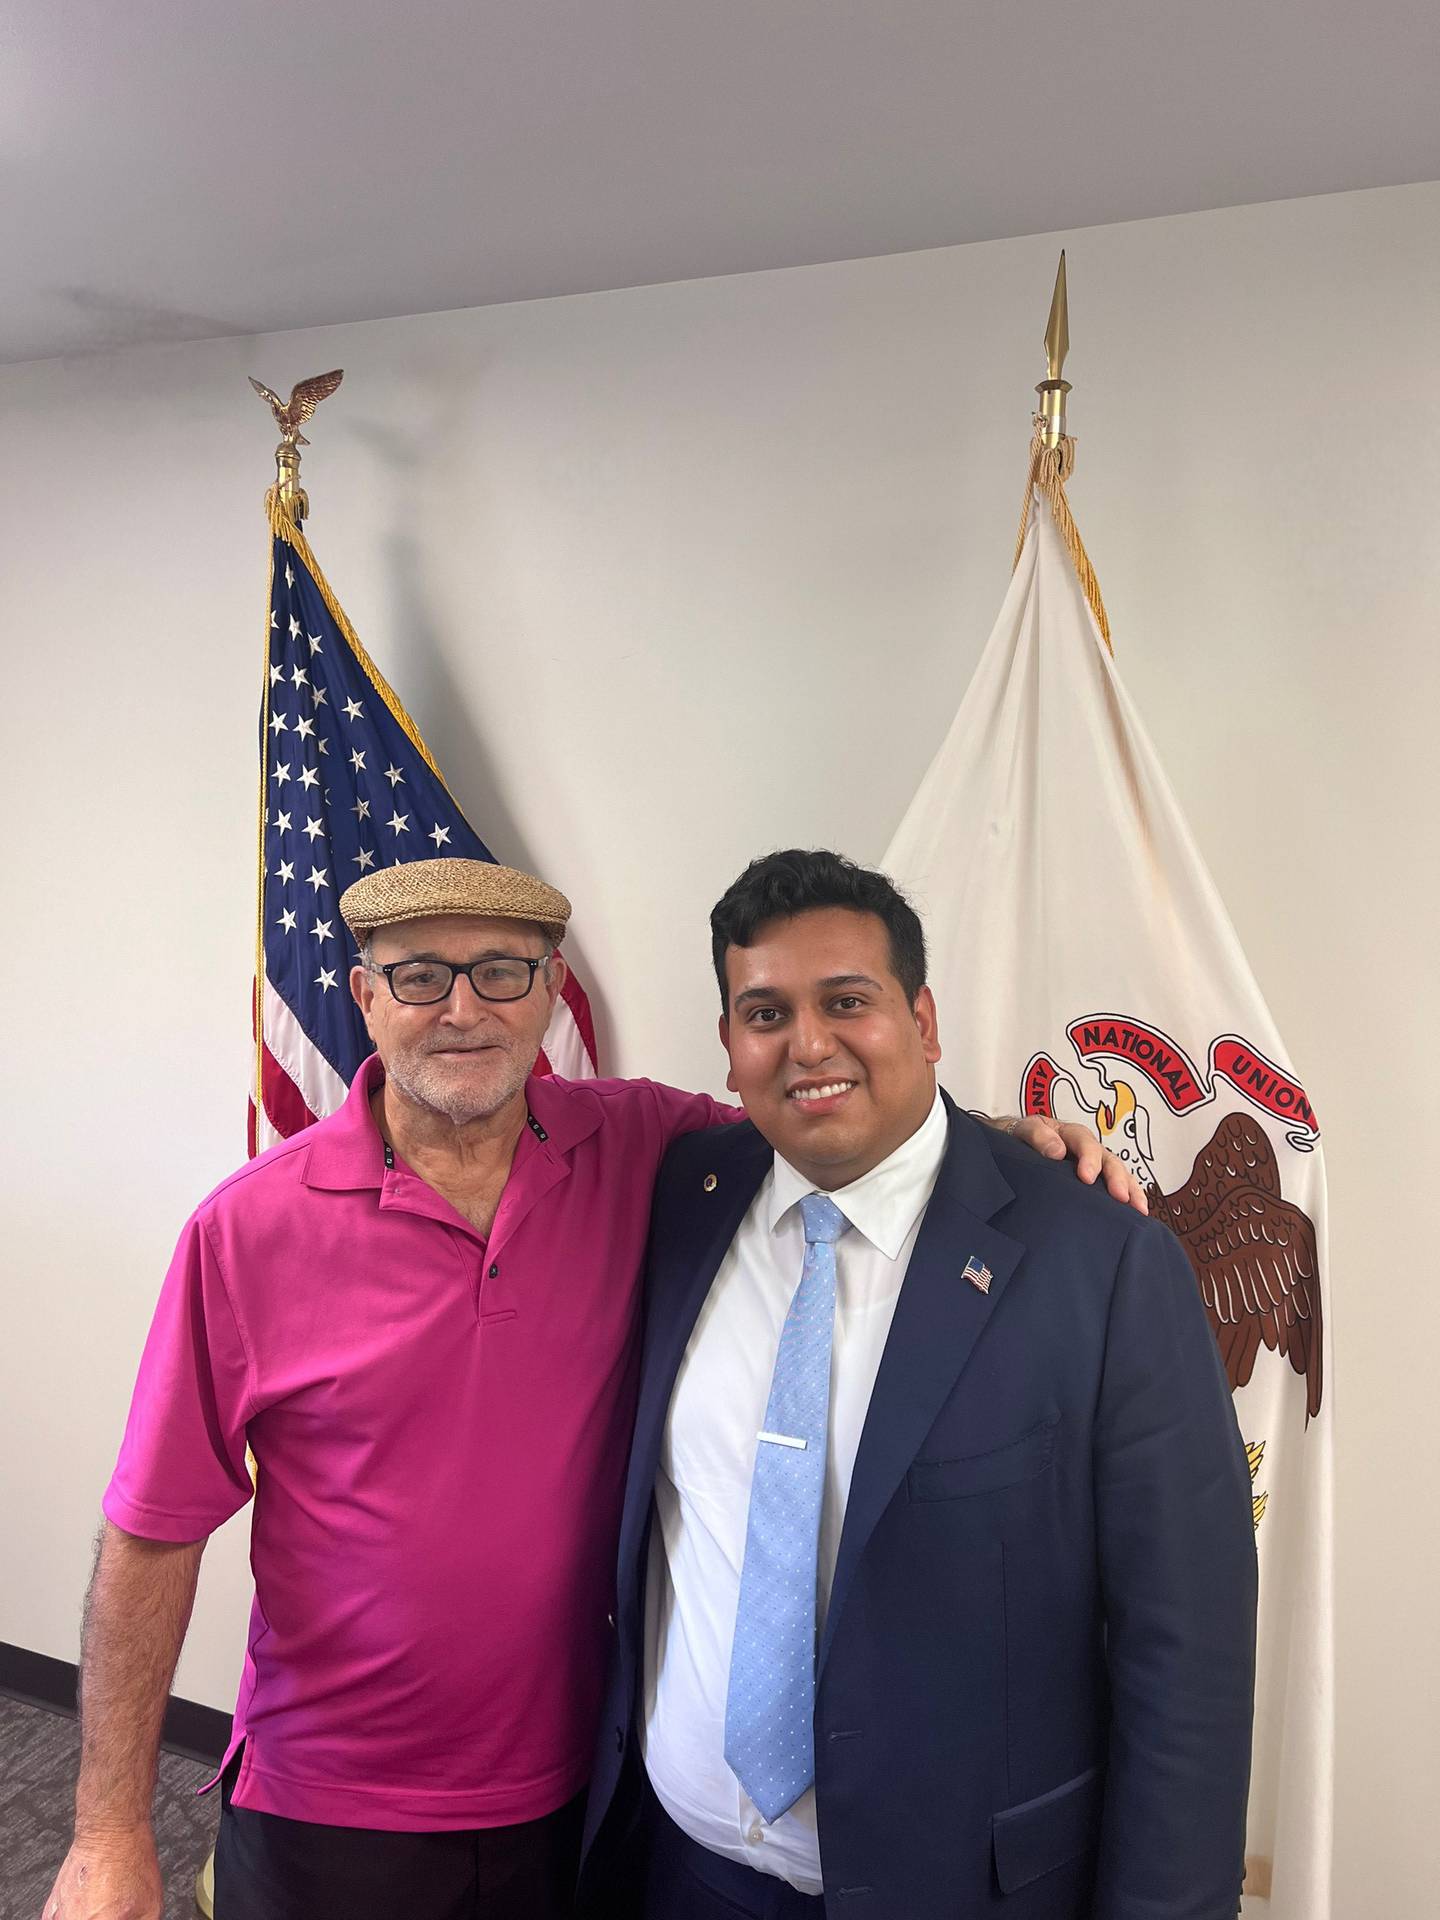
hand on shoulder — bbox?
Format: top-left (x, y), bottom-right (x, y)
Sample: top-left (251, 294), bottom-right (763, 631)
top-left (982, 1113), bottom-right (1149, 1214)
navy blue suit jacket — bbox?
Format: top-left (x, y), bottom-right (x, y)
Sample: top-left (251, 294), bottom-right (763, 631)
top-left (581, 1095), bottom-right (1257, 1919)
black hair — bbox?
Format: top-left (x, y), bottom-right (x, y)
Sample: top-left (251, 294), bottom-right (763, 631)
top-left (709, 849), bottom-right (927, 1012)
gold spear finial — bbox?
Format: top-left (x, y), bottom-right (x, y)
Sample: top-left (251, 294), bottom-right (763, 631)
top-left (1036, 251), bottom-right (1070, 449)
top-left (249, 369), bottom-right (344, 524)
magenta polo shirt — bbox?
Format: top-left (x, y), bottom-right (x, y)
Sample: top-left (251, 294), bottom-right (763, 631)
top-left (103, 1056), bottom-right (733, 1831)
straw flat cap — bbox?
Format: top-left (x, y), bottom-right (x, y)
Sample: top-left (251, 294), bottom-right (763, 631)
top-left (340, 858), bottom-right (571, 946)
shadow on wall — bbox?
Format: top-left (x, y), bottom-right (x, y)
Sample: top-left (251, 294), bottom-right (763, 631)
top-left (347, 408), bottom-right (616, 1068)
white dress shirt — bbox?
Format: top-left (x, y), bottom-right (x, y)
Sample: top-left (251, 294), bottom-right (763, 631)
top-left (642, 1087), bottom-right (948, 1893)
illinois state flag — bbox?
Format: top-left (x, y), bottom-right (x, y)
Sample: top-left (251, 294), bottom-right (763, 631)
top-left (883, 488), bottom-right (1332, 1917)
top-left (252, 500), bottom-right (598, 1152)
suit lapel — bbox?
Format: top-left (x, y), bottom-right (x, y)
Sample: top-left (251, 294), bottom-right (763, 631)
top-left (818, 1102), bottom-right (1025, 1676)
top-left (617, 1123), bottom-right (772, 1609)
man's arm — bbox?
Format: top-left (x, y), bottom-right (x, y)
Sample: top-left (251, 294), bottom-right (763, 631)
top-left (42, 1520), bottom-right (207, 1920)
top-left (646, 1081), bottom-right (1149, 1210)
top-left (1092, 1222), bottom-right (1257, 1919)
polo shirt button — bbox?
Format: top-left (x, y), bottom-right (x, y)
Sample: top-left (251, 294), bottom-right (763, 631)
top-left (488, 1264), bottom-right (499, 1278)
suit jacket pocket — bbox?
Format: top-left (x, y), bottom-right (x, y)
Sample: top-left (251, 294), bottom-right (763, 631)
top-left (907, 1409), bottom-right (1059, 1502)
top-left (991, 1763), bottom-right (1101, 1894)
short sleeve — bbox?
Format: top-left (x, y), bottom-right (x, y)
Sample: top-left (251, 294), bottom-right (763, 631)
top-left (645, 1080), bottom-right (743, 1148)
top-left (102, 1210), bottom-right (256, 1542)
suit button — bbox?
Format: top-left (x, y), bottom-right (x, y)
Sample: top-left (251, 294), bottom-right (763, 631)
top-left (606, 1612), bottom-right (615, 1629)
top-left (614, 1725), bottom-right (625, 1754)
top-left (488, 1264), bottom-right (499, 1278)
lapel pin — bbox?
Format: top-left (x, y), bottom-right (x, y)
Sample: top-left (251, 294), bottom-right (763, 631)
top-left (703, 1173), bottom-right (718, 1192)
top-left (962, 1254), bottom-right (993, 1295)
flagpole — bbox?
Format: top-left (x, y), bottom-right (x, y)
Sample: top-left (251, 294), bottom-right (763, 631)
top-left (1012, 251), bottom-right (1112, 654)
top-left (248, 371), bottom-right (345, 1142)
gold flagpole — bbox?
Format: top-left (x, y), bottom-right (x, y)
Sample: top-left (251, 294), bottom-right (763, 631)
top-left (1013, 252), bottom-right (1112, 654)
top-left (247, 371), bottom-right (345, 1136)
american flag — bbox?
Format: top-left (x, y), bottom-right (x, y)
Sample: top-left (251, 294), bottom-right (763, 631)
top-left (250, 506), bottom-right (598, 1153)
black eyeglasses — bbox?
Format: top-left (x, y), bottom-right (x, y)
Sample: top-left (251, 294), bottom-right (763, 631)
top-left (373, 956), bottom-right (548, 1005)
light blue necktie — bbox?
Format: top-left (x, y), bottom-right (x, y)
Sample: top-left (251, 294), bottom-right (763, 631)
top-left (724, 1190), bottom-right (849, 1822)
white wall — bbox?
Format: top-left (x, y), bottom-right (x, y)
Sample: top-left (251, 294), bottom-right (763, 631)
top-left (3, 181), bottom-right (1436, 1912)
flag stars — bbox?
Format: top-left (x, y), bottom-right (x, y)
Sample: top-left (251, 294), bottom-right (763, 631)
top-left (288, 614), bottom-right (301, 639)
top-left (308, 633), bottom-right (323, 655)
top-left (384, 764), bottom-right (405, 787)
top-left (306, 866), bottom-right (331, 893)
top-left (343, 698), bottom-right (365, 722)
top-left (312, 686), bottom-right (328, 707)
top-left (299, 765), bottom-right (320, 790)
top-left (276, 858), bottom-right (296, 884)
top-left (350, 748), bottom-right (367, 773)
top-left (269, 711), bottom-right (288, 736)
top-left (273, 809), bottom-right (292, 834)
top-left (315, 967), bottom-right (339, 993)
top-left (290, 664), bottom-right (309, 688)
top-left (387, 809), bottom-right (409, 836)
top-left (272, 761), bottom-right (292, 786)
top-left (302, 816), bottom-right (325, 842)
top-left (353, 847), bottom-right (376, 871)
top-left (269, 663), bottom-right (284, 686)
top-left (429, 824), bottom-right (452, 848)
top-left (310, 917), bottom-right (335, 942)
top-left (316, 738), bottom-right (330, 756)
top-left (295, 715), bottom-right (316, 740)
top-left (284, 564), bottom-right (294, 589)
top-left (276, 908), bottom-right (297, 933)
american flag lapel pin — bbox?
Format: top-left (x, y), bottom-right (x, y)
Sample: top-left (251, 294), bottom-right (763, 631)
top-left (961, 1254), bottom-right (993, 1295)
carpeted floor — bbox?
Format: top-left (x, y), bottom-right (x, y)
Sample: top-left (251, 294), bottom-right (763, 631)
top-left (0, 1693), bottom-right (218, 1919)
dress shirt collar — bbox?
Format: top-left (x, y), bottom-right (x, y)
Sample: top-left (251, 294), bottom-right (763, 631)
top-left (766, 1083), bottom-right (947, 1260)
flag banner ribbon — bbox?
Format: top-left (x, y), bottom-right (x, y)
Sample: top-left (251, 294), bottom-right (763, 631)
top-left (1024, 1016), bottom-right (1320, 1147)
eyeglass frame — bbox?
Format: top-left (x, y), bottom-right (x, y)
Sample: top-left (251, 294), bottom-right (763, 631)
top-left (367, 952), bottom-right (551, 1006)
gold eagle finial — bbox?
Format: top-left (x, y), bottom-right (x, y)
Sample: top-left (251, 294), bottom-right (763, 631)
top-left (249, 369), bottom-right (344, 523)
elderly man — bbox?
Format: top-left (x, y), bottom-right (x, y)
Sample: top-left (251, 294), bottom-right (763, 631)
top-left (44, 858), bottom-right (1137, 1920)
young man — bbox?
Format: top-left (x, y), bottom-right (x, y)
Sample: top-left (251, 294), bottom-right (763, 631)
top-left (43, 858), bottom-right (1134, 1920)
top-left (581, 849), bottom-right (1257, 1920)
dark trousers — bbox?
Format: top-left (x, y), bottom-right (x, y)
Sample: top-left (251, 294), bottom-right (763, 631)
top-left (213, 1759), bottom-right (585, 1920)
top-left (637, 1779), bottom-right (827, 1920)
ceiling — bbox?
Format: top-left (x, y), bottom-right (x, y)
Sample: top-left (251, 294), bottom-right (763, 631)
top-left (5, 0), bottom-right (1438, 366)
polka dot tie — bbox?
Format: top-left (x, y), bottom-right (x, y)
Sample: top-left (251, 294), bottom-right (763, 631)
top-left (723, 1191), bottom-right (849, 1823)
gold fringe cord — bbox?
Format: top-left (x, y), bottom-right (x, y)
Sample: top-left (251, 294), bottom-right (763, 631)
top-left (1012, 424), bottom-right (1112, 655)
top-left (254, 528), bottom-right (278, 1122)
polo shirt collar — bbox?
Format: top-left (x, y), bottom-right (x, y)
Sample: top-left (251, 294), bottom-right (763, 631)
top-left (301, 1053), bottom-right (603, 1192)
top-left (301, 1053), bottom-right (389, 1190)
top-left (766, 1082), bottom-right (947, 1259)
top-left (522, 1070), bottom-right (605, 1157)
